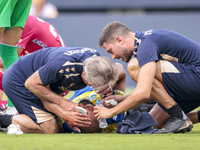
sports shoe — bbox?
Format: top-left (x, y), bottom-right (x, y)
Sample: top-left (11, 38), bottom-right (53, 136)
top-left (154, 116), bottom-right (193, 134)
top-left (6, 106), bottom-right (17, 115)
top-left (7, 124), bottom-right (23, 135)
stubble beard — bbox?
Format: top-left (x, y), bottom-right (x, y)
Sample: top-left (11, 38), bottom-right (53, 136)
top-left (122, 48), bottom-right (132, 63)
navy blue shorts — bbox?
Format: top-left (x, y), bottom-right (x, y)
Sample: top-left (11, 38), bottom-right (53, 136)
top-left (158, 60), bottom-right (200, 113)
top-left (3, 64), bottom-right (54, 123)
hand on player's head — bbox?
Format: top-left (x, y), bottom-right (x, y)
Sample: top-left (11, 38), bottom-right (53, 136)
top-left (96, 84), bottom-right (112, 96)
top-left (78, 99), bottom-right (102, 133)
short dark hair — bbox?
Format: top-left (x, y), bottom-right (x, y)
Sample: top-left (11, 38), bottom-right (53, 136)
top-left (79, 99), bottom-right (103, 133)
top-left (99, 21), bottom-right (131, 47)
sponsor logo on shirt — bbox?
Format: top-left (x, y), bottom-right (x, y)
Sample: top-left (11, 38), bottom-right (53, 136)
top-left (64, 48), bottom-right (97, 55)
top-left (32, 39), bottom-right (48, 48)
top-left (144, 29), bottom-right (153, 35)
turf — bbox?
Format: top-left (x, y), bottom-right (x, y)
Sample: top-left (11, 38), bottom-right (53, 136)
top-left (1, 125), bottom-right (200, 150)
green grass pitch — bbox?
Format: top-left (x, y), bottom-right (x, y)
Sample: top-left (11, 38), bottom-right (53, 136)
top-left (1, 127), bottom-right (200, 150)
top-left (1, 87), bottom-right (200, 150)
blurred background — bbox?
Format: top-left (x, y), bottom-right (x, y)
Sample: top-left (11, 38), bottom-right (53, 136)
top-left (32, 0), bottom-right (200, 90)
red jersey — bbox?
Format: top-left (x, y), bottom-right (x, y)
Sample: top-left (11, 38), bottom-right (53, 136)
top-left (18, 15), bottom-right (65, 56)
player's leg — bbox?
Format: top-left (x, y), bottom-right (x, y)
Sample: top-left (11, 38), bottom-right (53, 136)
top-left (1, 87), bottom-right (60, 134)
top-left (0, 0), bottom-right (8, 38)
top-left (2, 64), bottom-right (60, 133)
top-left (129, 59), bottom-right (200, 129)
top-left (0, 101), bottom-right (60, 133)
top-left (0, 113), bottom-right (60, 133)
top-left (0, 41), bottom-right (18, 111)
top-left (153, 99), bottom-right (200, 128)
top-left (3, 91), bottom-right (60, 133)
top-left (128, 58), bottom-right (176, 111)
top-left (0, 0), bottom-right (20, 71)
top-left (12, 114), bottom-right (60, 133)
top-left (150, 104), bottom-right (200, 129)
top-left (0, 0), bottom-right (32, 70)
top-left (149, 104), bottom-right (169, 129)
top-left (152, 60), bottom-right (200, 133)
top-left (0, 27), bottom-right (22, 70)
top-left (0, 0), bottom-right (32, 110)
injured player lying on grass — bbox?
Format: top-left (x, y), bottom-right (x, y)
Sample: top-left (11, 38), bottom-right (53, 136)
top-left (0, 97), bottom-right (125, 134)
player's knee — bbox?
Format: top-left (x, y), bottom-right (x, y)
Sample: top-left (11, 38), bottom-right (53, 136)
top-left (127, 58), bottom-right (140, 82)
top-left (127, 58), bottom-right (139, 70)
top-left (1, 27), bottom-right (23, 45)
top-left (40, 118), bottom-right (60, 134)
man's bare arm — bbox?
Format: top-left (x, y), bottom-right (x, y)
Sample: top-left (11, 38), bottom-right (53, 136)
top-left (17, 47), bottom-right (24, 57)
top-left (128, 57), bottom-right (155, 103)
top-left (25, 71), bottom-right (65, 105)
top-left (41, 99), bottom-right (91, 132)
top-left (25, 70), bottom-right (80, 114)
top-left (25, 71), bottom-right (91, 128)
top-left (0, 58), bottom-right (4, 69)
top-left (94, 61), bottom-right (156, 119)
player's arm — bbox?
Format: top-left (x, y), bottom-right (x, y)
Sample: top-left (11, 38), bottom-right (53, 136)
top-left (41, 99), bottom-right (90, 132)
top-left (128, 57), bottom-right (156, 103)
top-left (25, 71), bottom-right (91, 127)
top-left (17, 47), bottom-right (24, 57)
top-left (25, 70), bottom-right (66, 105)
top-left (0, 58), bottom-right (4, 69)
top-left (94, 61), bottom-right (156, 120)
top-left (24, 70), bottom-right (78, 112)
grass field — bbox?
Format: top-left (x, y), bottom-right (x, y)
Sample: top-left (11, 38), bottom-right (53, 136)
top-left (1, 87), bottom-right (200, 150)
top-left (1, 124), bottom-right (200, 150)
